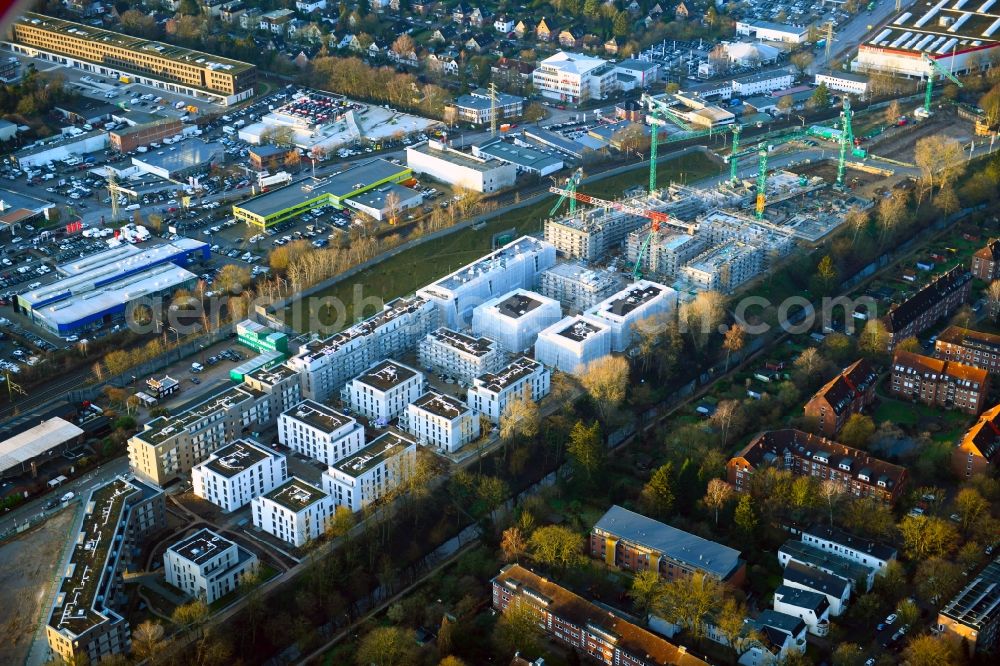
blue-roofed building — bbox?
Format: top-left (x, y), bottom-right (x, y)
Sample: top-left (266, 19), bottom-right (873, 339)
top-left (589, 505), bottom-right (746, 584)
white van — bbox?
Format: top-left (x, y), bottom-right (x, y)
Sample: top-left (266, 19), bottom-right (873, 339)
top-left (191, 362), bottom-right (204, 373)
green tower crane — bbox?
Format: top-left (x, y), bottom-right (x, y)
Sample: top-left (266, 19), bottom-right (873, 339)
top-left (730, 123), bottom-right (742, 186)
top-left (918, 52), bottom-right (963, 119)
top-left (755, 148), bottom-right (768, 220)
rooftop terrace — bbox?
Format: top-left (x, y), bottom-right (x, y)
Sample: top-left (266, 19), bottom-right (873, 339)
top-left (427, 327), bottom-right (496, 357)
top-left (412, 391), bottom-right (469, 419)
top-left (474, 357), bottom-right (544, 393)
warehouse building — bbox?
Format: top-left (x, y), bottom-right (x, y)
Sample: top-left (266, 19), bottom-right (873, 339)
top-left (164, 529), bottom-right (258, 604)
top-left (321, 432), bottom-right (417, 512)
top-left (467, 356), bottom-right (551, 423)
top-left (233, 159), bottom-right (412, 229)
top-left (12, 128), bottom-right (108, 169)
top-left (341, 360), bottom-right (425, 424)
top-left (0, 417), bottom-right (85, 479)
top-left (343, 183), bottom-right (424, 222)
top-left (417, 327), bottom-right (504, 384)
top-left (252, 477), bottom-right (331, 547)
top-left (131, 140), bottom-right (224, 181)
top-left (472, 137), bottom-right (563, 176)
top-left (191, 438), bottom-right (288, 513)
top-left (110, 118), bottom-right (183, 153)
top-left (534, 315), bottom-right (613, 375)
top-left (417, 235), bottom-right (557, 329)
top-left (278, 399), bottom-right (365, 466)
top-left (735, 20), bottom-right (808, 43)
top-left (402, 391), bottom-right (481, 453)
top-left (406, 139), bottom-right (516, 193)
top-left (585, 280), bottom-right (677, 352)
top-left (8, 12), bottom-right (256, 105)
top-left (472, 288), bottom-right (562, 353)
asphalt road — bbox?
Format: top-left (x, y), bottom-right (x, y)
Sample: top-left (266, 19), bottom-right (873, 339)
top-left (810, 0), bottom-right (920, 75)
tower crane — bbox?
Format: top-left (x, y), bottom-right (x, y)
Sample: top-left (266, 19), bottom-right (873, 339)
top-left (729, 123), bottom-right (741, 186)
top-left (548, 168), bottom-right (584, 217)
top-left (755, 148), bottom-right (768, 220)
top-left (916, 52), bottom-right (963, 119)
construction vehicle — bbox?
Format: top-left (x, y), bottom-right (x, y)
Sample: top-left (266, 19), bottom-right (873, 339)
top-left (915, 52), bottom-right (963, 119)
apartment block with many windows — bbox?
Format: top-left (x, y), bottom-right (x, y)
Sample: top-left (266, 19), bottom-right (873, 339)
top-left (937, 556), bottom-right (1000, 655)
top-left (402, 391), bottom-right (480, 453)
top-left (953, 403), bottom-right (1000, 478)
top-left (881, 267), bottom-right (972, 351)
top-left (341, 360), bottom-right (425, 424)
top-left (971, 238), bottom-right (1000, 281)
top-left (803, 359), bottom-right (878, 438)
top-left (934, 326), bottom-right (1000, 374)
top-left (191, 438), bottom-right (287, 513)
top-left (417, 327), bottom-right (504, 384)
top-left (164, 529), bottom-right (258, 604)
top-left (278, 399), bottom-right (365, 466)
top-left (251, 477), bottom-right (332, 547)
top-left (321, 432), bottom-right (417, 512)
top-left (890, 350), bottom-right (988, 415)
top-left (467, 356), bottom-right (551, 423)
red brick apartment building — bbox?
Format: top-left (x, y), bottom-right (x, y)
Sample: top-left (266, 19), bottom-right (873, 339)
top-left (492, 564), bottom-right (708, 666)
top-left (803, 359), bottom-right (878, 438)
top-left (971, 239), bottom-right (1000, 281)
top-left (881, 267), bottom-right (972, 351)
top-left (953, 403), bottom-right (1000, 478)
top-left (589, 505), bottom-right (746, 587)
top-left (934, 326), bottom-right (1000, 374)
top-left (727, 430), bottom-right (908, 504)
top-left (890, 350), bottom-right (988, 415)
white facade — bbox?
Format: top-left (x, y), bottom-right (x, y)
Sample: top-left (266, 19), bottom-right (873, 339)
top-left (403, 391), bottom-right (481, 453)
top-left (341, 360), bottom-right (425, 424)
top-left (539, 261), bottom-right (623, 312)
top-left (417, 327), bottom-right (504, 384)
top-left (800, 526), bottom-right (896, 573)
top-left (278, 399), bottom-right (365, 466)
top-left (731, 71), bottom-right (795, 97)
top-left (584, 280), bottom-right (677, 352)
top-left (534, 315), bottom-right (613, 375)
top-left (782, 564), bottom-right (851, 617)
top-left (191, 439), bottom-right (287, 513)
top-left (322, 432), bottom-right (417, 512)
top-left (286, 296), bottom-right (437, 403)
top-left (251, 477), bottom-right (332, 547)
top-left (532, 52), bottom-right (616, 103)
top-left (814, 72), bottom-right (869, 97)
top-left (406, 140), bottom-right (517, 193)
top-left (773, 586), bottom-right (831, 637)
top-left (471, 288), bottom-right (562, 353)
top-left (417, 236), bottom-right (557, 329)
top-left (735, 20), bottom-right (808, 43)
top-left (467, 356), bottom-right (551, 423)
top-left (164, 529), bottom-right (258, 604)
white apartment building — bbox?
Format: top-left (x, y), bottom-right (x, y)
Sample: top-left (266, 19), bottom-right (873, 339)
top-left (406, 140), bottom-right (517, 193)
top-left (782, 562), bottom-right (851, 617)
top-left (322, 432), bottom-right (417, 512)
top-left (341, 360), bottom-right (425, 424)
top-left (585, 280), bottom-right (677, 352)
top-left (451, 89), bottom-right (525, 125)
top-left (417, 327), bottom-right (504, 384)
top-left (164, 528), bottom-right (258, 604)
top-left (471, 289), bottom-right (563, 353)
top-left (735, 20), bottom-right (808, 44)
top-left (539, 261), bottom-right (623, 312)
top-left (800, 525), bottom-right (897, 574)
top-left (278, 399), bottom-right (365, 466)
top-left (286, 296), bottom-right (437, 403)
top-left (680, 240), bottom-right (763, 293)
top-left (773, 585), bottom-right (831, 637)
top-left (417, 236), bottom-right (557, 329)
top-left (534, 315), bottom-right (613, 375)
top-left (532, 51), bottom-right (617, 103)
top-left (814, 71), bottom-right (869, 97)
top-left (731, 70), bottom-right (795, 97)
top-left (403, 391), bottom-right (480, 453)
top-left (191, 439), bottom-right (287, 513)
top-left (467, 356), bottom-right (551, 423)
top-left (251, 477), bottom-right (332, 547)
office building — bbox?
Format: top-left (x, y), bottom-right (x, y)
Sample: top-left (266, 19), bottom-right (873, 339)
top-left (935, 326), bottom-right (1000, 374)
top-left (472, 289), bottom-right (562, 354)
top-left (344, 183), bottom-right (424, 222)
top-left (773, 586), bottom-right (830, 637)
top-left (417, 327), bottom-right (504, 384)
top-left (881, 267), bottom-right (972, 351)
top-left (584, 280), bottom-right (677, 352)
top-left (728, 429), bottom-right (908, 504)
top-left (937, 556), bottom-right (1000, 655)
top-left (492, 564), bottom-right (708, 666)
top-left (539, 261), bottom-right (624, 312)
top-left (734, 20), bottom-right (808, 43)
top-left (45, 477), bottom-right (164, 665)
top-left (251, 477), bottom-right (332, 547)
top-left (803, 359), bottom-right (878, 438)
top-left (322, 432), bottom-right (417, 512)
top-left (590, 505), bottom-right (746, 585)
top-left (248, 144), bottom-right (300, 172)
top-left (417, 236), bottom-right (556, 329)
top-left (286, 296), bottom-right (437, 402)
top-left (341, 360), bottom-right (425, 424)
top-left (534, 314), bottom-right (612, 375)
top-left (278, 399), bottom-right (365, 466)
top-left (532, 51), bottom-right (617, 103)
top-left (164, 529), bottom-right (257, 604)
top-left (953, 402), bottom-right (1000, 478)
top-left (9, 12), bottom-right (256, 105)
top-left (403, 391), bottom-right (480, 453)
top-left (109, 118), bottom-right (183, 153)
top-left (782, 561), bottom-right (851, 616)
top-left (814, 71), bottom-right (869, 97)
top-left (972, 238), bottom-right (1000, 281)
top-left (451, 88), bottom-right (525, 125)
top-left (472, 138), bottom-right (564, 177)
top-left (467, 356), bottom-right (551, 423)
top-left (191, 439), bottom-right (287, 513)
top-left (731, 70), bottom-right (795, 96)
top-left (406, 140), bottom-right (516, 193)
top-left (890, 350), bottom-right (988, 415)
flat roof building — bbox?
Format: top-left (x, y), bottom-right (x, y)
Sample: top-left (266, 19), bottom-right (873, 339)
top-left (585, 280), bottom-right (677, 352)
top-left (402, 391), bottom-right (480, 453)
top-left (471, 288), bottom-right (563, 353)
top-left (406, 139), bottom-right (517, 193)
top-left (467, 356), bottom-right (551, 423)
top-left (534, 314), bottom-right (612, 375)
top-left (344, 183), bottom-right (424, 222)
top-left (735, 19), bottom-right (808, 43)
top-left (0, 417), bottom-right (85, 478)
top-left (938, 556), bottom-right (1000, 654)
top-left (191, 438), bottom-right (287, 513)
top-left (451, 88), bottom-right (525, 125)
top-left (131, 140), bottom-right (224, 181)
top-left (109, 118), bottom-right (183, 153)
top-left (417, 326), bottom-right (504, 384)
top-left (164, 528), bottom-right (258, 604)
top-left (278, 399), bottom-right (365, 466)
top-left (252, 477), bottom-right (332, 547)
top-left (321, 432), bottom-right (417, 512)
top-left (341, 360), bottom-right (425, 424)
top-left (9, 12), bottom-right (256, 105)
top-left (539, 261), bottom-right (624, 312)
top-left (472, 137), bottom-right (564, 176)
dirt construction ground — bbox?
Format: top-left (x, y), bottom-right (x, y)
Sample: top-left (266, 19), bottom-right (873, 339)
top-left (869, 112), bottom-right (976, 163)
top-left (0, 508), bottom-right (76, 665)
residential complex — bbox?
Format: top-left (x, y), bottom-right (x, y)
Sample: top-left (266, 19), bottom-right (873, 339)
top-left (937, 556), bottom-right (1000, 655)
top-left (539, 260), bottom-right (624, 312)
top-left (799, 525), bottom-right (897, 574)
top-left (164, 529), bottom-right (258, 604)
top-left (881, 267), bottom-right (972, 351)
top-left (251, 477), bottom-right (332, 547)
top-left (889, 350), bottom-right (988, 415)
top-left (492, 564), bottom-right (708, 666)
top-left (728, 429), bottom-right (908, 504)
top-left (778, 539), bottom-right (877, 594)
top-left (322, 432), bottom-right (417, 512)
top-left (402, 391), bottom-right (480, 453)
top-left (9, 13), bottom-right (256, 105)
top-left (467, 356), bottom-right (552, 423)
top-left (953, 403), bottom-right (1000, 478)
top-left (782, 561), bottom-right (851, 616)
top-left (45, 477), bottom-right (165, 665)
top-left (278, 399), bottom-right (364, 466)
top-left (590, 505), bottom-right (746, 585)
top-left (584, 280), bottom-right (676, 352)
top-left (191, 439), bottom-right (287, 513)
top-left (773, 586), bottom-right (831, 636)
top-left (471, 289), bottom-right (563, 353)
top-left (934, 326), bottom-right (1000, 374)
top-left (803, 359), bottom-right (878, 438)
top-left (341, 360), bottom-right (425, 424)
top-left (417, 327), bottom-right (504, 384)
top-left (971, 238), bottom-right (1000, 281)
top-left (534, 314), bottom-right (612, 375)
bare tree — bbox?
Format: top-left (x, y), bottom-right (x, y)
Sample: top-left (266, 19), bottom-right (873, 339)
top-left (704, 478), bottom-right (735, 525)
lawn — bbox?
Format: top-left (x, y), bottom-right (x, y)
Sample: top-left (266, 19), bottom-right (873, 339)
top-left (873, 390), bottom-right (971, 442)
top-left (287, 152), bottom-right (719, 331)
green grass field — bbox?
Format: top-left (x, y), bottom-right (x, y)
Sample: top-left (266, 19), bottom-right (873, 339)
top-left (286, 152), bottom-right (719, 331)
